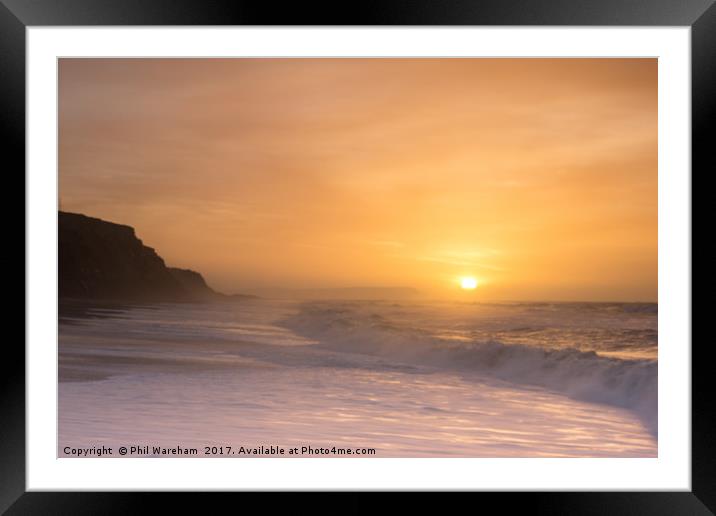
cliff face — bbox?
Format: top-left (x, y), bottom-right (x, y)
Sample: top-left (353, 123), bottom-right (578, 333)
top-left (59, 211), bottom-right (224, 303)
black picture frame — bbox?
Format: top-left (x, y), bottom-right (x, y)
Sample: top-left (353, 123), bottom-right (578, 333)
top-left (4, 0), bottom-right (710, 513)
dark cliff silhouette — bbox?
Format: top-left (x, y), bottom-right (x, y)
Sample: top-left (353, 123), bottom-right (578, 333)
top-left (58, 211), bottom-right (251, 303)
top-left (168, 267), bottom-right (222, 301)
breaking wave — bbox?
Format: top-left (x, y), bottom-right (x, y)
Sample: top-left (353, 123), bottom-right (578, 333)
top-left (280, 303), bottom-right (658, 435)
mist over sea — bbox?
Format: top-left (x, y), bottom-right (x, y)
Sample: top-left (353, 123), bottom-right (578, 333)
top-left (59, 298), bottom-right (657, 457)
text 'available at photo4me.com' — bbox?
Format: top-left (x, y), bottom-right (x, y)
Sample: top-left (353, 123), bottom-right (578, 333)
top-left (62, 444), bottom-right (378, 457)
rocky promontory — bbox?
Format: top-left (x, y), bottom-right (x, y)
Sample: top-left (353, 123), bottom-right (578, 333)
top-left (59, 211), bottom-right (247, 303)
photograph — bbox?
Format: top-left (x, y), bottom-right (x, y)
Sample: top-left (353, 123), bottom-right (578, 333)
top-left (57, 57), bottom-right (658, 459)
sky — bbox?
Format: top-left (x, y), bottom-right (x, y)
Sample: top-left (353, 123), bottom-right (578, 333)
top-left (59, 58), bottom-right (657, 301)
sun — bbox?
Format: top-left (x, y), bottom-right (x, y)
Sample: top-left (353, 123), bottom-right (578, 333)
top-left (460, 277), bottom-right (478, 290)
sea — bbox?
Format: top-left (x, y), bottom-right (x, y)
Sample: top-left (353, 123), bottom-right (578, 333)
top-left (59, 299), bottom-right (657, 457)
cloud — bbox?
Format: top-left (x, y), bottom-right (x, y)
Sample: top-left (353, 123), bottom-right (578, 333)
top-left (59, 58), bottom-right (657, 300)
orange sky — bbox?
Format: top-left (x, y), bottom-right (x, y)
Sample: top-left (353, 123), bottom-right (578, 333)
top-left (59, 58), bottom-right (657, 301)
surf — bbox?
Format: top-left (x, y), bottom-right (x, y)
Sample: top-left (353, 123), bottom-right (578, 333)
top-left (280, 300), bottom-right (658, 435)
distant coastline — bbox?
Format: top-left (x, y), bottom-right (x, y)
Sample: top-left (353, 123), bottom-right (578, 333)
top-left (241, 286), bottom-right (421, 301)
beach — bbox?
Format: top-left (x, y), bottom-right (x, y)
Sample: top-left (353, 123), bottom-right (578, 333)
top-left (59, 299), bottom-right (657, 458)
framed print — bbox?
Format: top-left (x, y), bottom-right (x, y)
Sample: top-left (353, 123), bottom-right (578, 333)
top-left (4, 0), bottom-right (711, 512)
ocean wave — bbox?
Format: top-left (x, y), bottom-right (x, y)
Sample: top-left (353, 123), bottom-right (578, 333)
top-left (280, 304), bottom-right (657, 435)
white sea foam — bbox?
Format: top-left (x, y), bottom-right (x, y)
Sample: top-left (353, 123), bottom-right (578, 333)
top-left (58, 299), bottom-right (658, 456)
top-left (280, 301), bottom-right (658, 435)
